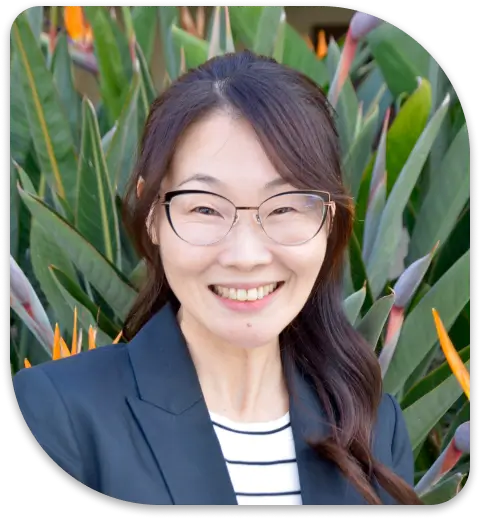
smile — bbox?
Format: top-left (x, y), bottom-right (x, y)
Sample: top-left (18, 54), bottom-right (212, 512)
top-left (208, 282), bottom-right (284, 302)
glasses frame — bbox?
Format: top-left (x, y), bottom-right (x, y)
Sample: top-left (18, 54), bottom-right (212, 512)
top-left (159, 189), bottom-right (334, 246)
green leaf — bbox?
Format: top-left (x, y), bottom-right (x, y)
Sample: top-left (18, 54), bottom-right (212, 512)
top-left (208, 6), bottom-right (235, 58)
top-left (408, 124), bottom-right (469, 263)
top-left (51, 33), bottom-right (82, 149)
top-left (129, 259), bottom-right (147, 291)
top-left (420, 473), bottom-right (466, 505)
top-left (11, 13), bottom-right (78, 211)
top-left (10, 161), bottom-right (20, 256)
top-left (85, 7), bottom-right (130, 124)
top-left (349, 231), bottom-right (375, 309)
top-left (171, 25), bottom-right (208, 70)
top-left (253, 7), bottom-right (285, 57)
top-left (343, 286), bottom-right (366, 325)
top-left (401, 346), bottom-right (470, 409)
top-left (441, 399), bottom-right (470, 451)
top-left (76, 98), bottom-right (121, 268)
top-left (136, 43), bottom-right (157, 123)
top-left (229, 6), bottom-right (328, 86)
top-left (343, 105), bottom-right (378, 200)
top-left (132, 7), bottom-right (157, 63)
top-left (356, 66), bottom-right (393, 132)
top-left (106, 76), bottom-right (140, 196)
top-left (10, 56), bottom-right (31, 168)
top-left (366, 93), bottom-right (449, 297)
top-left (383, 250), bottom-right (469, 395)
top-left (18, 187), bottom-right (137, 322)
top-left (356, 293), bottom-right (394, 349)
top-left (404, 360), bottom-right (469, 450)
top-left (49, 266), bottom-right (120, 344)
top-left (366, 22), bottom-right (431, 98)
top-left (158, 6), bottom-right (180, 81)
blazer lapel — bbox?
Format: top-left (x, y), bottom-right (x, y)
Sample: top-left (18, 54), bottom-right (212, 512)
top-left (287, 364), bottom-right (366, 505)
top-left (126, 304), bottom-right (237, 505)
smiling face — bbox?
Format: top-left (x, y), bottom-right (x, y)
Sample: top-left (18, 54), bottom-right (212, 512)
top-left (148, 110), bottom-right (333, 349)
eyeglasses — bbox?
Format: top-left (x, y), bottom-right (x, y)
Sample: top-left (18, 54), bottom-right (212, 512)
top-left (159, 189), bottom-right (333, 246)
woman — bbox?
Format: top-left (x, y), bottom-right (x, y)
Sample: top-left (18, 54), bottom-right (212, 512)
top-left (13, 50), bottom-right (422, 505)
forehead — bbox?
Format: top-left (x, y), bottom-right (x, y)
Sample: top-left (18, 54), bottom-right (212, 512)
top-left (167, 112), bottom-right (285, 193)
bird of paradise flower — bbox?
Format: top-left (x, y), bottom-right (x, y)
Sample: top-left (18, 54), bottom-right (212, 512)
top-left (24, 307), bottom-right (122, 369)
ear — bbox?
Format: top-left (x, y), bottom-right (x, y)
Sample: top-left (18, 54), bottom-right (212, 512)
top-left (137, 176), bottom-right (145, 199)
top-left (146, 204), bottom-right (159, 245)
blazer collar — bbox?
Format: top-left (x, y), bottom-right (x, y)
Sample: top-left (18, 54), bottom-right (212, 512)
top-left (126, 303), bottom-right (364, 504)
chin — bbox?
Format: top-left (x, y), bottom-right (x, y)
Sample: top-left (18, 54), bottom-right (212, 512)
top-left (213, 321), bottom-right (284, 350)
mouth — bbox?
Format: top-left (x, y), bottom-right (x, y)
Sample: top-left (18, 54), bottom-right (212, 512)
top-left (208, 282), bottom-right (285, 302)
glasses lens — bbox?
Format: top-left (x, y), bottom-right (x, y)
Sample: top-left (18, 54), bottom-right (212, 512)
top-left (259, 193), bottom-right (327, 245)
top-left (169, 193), bottom-right (235, 245)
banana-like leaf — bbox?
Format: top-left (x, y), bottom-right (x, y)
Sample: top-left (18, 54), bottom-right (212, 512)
top-left (85, 7), bottom-right (130, 125)
top-left (17, 187), bottom-right (137, 322)
top-left (349, 231), bottom-right (375, 309)
top-left (106, 75), bottom-right (140, 196)
top-left (441, 399), bottom-right (470, 451)
top-left (10, 57), bottom-right (31, 168)
top-left (208, 6), bottom-right (235, 58)
top-left (136, 43), bottom-right (157, 121)
top-left (24, 6), bottom-right (44, 40)
top-left (420, 473), bottom-right (466, 505)
top-left (343, 286), bottom-right (366, 325)
top-left (253, 7), bottom-right (285, 57)
top-left (129, 259), bottom-right (147, 291)
top-left (158, 6), bottom-right (180, 81)
top-left (356, 66), bottom-right (393, 133)
top-left (49, 266), bottom-right (119, 346)
top-left (51, 33), bottom-right (82, 150)
top-left (76, 98), bottom-right (121, 268)
top-left (404, 360), bottom-right (470, 450)
top-left (408, 124), bottom-right (470, 263)
top-left (356, 292), bottom-right (394, 349)
top-left (401, 346), bottom-right (470, 409)
top-left (383, 250), bottom-right (469, 395)
top-left (366, 22), bottom-right (430, 98)
top-left (228, 6), bottom-right (328, 86)
top-left (343, 105), bottom-right (379, 200)
top-left (366, 94), bottom-right (450, 297)
top-left (132, 7), bottom-right (157, 63)
top-left (11, 13), bottom-right (78, 211)
top-left (171, 25), bottom-right (208, 70)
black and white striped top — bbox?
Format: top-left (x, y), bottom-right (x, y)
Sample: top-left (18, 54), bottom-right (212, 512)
top-left (209, 410), bottom-right (302, 505)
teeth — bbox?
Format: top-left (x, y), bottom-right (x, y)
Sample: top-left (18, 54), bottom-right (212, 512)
top-left (211, 283), bottom-right (280, 301)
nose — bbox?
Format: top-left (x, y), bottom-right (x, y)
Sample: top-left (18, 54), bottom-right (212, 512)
top-left (217, 211), bottom-right (273, 271)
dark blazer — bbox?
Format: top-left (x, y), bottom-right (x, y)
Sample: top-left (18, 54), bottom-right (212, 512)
top-left (13, 302), bottom-right (414, 505)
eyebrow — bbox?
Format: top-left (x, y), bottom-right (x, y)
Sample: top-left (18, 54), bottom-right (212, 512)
top-left (176, 173), bottom-right (290, 190)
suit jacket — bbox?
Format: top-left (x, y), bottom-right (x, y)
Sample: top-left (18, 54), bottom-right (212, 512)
top-left (13, 302), bottom-right (414, 505)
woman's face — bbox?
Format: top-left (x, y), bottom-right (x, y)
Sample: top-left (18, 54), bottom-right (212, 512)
top-left (150, 111), bottom-right (333, 348)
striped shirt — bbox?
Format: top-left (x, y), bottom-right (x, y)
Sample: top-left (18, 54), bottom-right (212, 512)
top-left (209, 410), bottom-right (303, 505)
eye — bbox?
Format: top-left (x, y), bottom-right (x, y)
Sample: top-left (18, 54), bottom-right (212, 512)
top-left (271, 206), bottom-right (295, 215)
top-left (192, 206), bottom-right (221, 216)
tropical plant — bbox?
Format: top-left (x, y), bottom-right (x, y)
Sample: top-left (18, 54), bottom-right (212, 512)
top-left (10, 6), bottom-right (469, 504)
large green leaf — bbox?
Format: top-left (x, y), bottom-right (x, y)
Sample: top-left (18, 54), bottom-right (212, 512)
top-left (366, 94), bottom-right (449, 297)
top-left (404, 360), bottom-right (469, 450)
top-left (401, 345), bottom-right (470, 409)
top-left (49, 266), bottom-right (119, 346)
top-left (383, 250), bottom-right (469, 395)
top-left (10, 57), bottom-right (31, 168)
top-left (441, 399), bottom-right (470, 451)
top-left (343, 105), bottom-right (379, 201)
top-left (11, 13), bottom-right (78, 211)
top-left (51, 33), bottom-right (82, 150)
top-left (408, 124), bottom-right (469, 263)
top-left (136, 44), bottom-right (157, 124)
top-left (76, 98), bottom-right (121, 268)
top-left (253, 7), bottom-right (284, 57)
top-left (229, 6), bottom-right (328, 87)
top-left (343, 286), bottom-right (366, 325)
top-left (106, 76), bottom-right (140, 196)
top-left (356, 293), bottom-right (394, 349)
top-left (132, 7), bottom-right (157, 64)
top-left (18, 187), bottom-right (137, 321)
top-left (85, 7), bottom-right (130, 125)
top-left (366, 22), bottom-right (431, 98)
top-left (171, 26), bottom-right (208, 70)
top-left (24, 6), bottom-right (44, 40)
top-left (158, 6), bottom-right (180, 81)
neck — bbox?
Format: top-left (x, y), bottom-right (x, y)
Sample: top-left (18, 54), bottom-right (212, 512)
top-left (177, 308), bottom-right (289, 423)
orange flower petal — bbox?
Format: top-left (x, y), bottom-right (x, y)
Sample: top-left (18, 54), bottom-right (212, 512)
top-left (53, 323), bottom-right (62, 360)
top-left (88, 326), bottom-right (97, 350)
top-left (316, 29), bottom-right (327, 59)
top-left (64, 6), bottom-right (93, 44)
top-left (24, 358), bottom-right (32, 369)
top-left (432, 308), bottom-right (470, 399)
top-left (71, 307), bottom-right (78, 355)
top-left (60, 337), bottom-right (71, 358)
top-left (113, 330), bottom-right (123, 344)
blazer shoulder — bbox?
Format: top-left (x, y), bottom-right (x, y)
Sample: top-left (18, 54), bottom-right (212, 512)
top-left (374, 393), bottom-right (414, 486)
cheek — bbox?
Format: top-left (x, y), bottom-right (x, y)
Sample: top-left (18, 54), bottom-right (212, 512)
top-left (286, 232), bottom-right (329, 284)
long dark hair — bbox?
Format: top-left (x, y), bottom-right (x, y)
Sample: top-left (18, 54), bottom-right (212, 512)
top-left (121, 50), bottom-right (421, 505)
